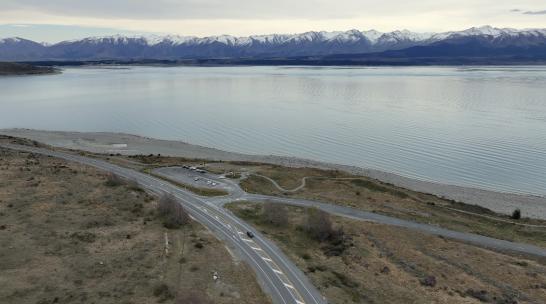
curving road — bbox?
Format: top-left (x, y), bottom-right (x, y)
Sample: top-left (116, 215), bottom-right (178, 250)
top-left (1, 144), bottom-right (326, 304)
top-left (153, 167), bottom-right (546, 258)
top-left (251, 173), bottom-right (546, 229)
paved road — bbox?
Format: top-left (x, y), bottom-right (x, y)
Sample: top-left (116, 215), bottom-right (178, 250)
top-left (156, 167), bottom-right (546, 258)
top-left (251, 174), bottom-right (546, 228)
top-left (153, 167), bottom-right (231, 191)
top-left (1, 144), bottom-right (326, 304)
top-left (242, 195), bottom-right (546, 258)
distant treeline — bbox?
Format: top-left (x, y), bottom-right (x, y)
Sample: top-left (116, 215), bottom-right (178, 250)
top-left (21, 56), bottom-right (546, 68)
top-left (0, 62), bottom-right (58, 75)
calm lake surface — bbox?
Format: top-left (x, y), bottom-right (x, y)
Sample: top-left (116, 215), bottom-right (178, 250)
top-left (2, 66), bottom-right (546, 195)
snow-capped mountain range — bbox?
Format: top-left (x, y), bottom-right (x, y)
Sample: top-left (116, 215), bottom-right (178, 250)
top-left (1, 26), bottom-right (546, 61)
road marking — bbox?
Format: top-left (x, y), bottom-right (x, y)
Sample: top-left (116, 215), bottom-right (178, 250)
top-left (272, 268), bottom-right (283, 274)
top-left (250, 246), bottom-right (262, 251)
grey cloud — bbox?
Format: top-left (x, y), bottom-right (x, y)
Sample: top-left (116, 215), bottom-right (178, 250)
top-left (2, 0), bottom-right (365, 20)
top-left (2, 0), bottom-right (461, 20)
top-left (523, 10), bottom-right (546, 15)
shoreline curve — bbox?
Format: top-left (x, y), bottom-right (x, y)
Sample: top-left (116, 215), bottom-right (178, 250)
top-left (2, 128), bottom-right (545, 220)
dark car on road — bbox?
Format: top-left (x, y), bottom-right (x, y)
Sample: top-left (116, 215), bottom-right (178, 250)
top-left (246, 231), bottom-right (255, 238)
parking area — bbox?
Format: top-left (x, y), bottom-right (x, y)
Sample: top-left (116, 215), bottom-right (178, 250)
top-left (152, 166), bottom-right (230, 190)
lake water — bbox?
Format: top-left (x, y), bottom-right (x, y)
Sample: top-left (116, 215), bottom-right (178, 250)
top-left (2, 66), bottom-right (546, 196)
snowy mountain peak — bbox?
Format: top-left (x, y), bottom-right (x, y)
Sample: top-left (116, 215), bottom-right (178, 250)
top-left (361, 30), bottom-right (383, 43)
top-left (381, 30), bottom-right (435, 42)
top-left (0, 37), bottom-right (22, 44)
top-left (47, 26), bottom-right (546, 49)
top-left (2, 26), bottom-right (546, 61)
top-left (461, 25), bottom-right (512, 36)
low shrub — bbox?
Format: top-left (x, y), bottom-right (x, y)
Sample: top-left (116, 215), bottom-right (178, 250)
top-left (158, 194), bottom-right (190, 229)
top-left (332, 271), bottom-right (359, 288)
top-left (511, 209), bottom-right (521, 220)
top-left (305, 207), bottom-right (350, 256)
top-left (153, 283), bottom-right (174, 302)
top-left (305, 208), bottom-right (334, 242)
top-left (104, 173), bottom-right (124, 187)
top-left (420, 275), bottom-right (437, 287)
top-left (350, 179), bottom-right (409, 198)
top-left (175, 293), bottom-right (212, 304)
top-left (262, 203), bottom-right (289, 227)
top-left (465, 289), bottom-right (491, 302)
top-left (126, 179), bottom-right (143, 192)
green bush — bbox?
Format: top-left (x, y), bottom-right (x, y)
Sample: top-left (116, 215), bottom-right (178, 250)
top-left (153, 283), bottom-right (174, 302)
top-left (104, 173), bottom-right (124, 187)
top-left (511, 209), bottom-right (521, 220)
top-left (158, 194), bottom-right (190, 229)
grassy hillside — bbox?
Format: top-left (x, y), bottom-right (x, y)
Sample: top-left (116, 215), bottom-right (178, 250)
top-left (0, 137), bottom-right (270, 304)
top-left (227, 201), bottom-right (546, 304)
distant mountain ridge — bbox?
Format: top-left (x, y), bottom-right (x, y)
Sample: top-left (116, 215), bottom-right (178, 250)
top-left (1, 26), bottom-right (546, 62)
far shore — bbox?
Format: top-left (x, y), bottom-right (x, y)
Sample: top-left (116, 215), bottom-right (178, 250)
top-left (2, 128), bottom-right (545, 220)
top-left (0, 62), bottom-right (58, 76)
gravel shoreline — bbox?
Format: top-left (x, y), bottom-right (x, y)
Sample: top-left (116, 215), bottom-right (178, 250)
top-left (2, 128), bottom-right (545, 220)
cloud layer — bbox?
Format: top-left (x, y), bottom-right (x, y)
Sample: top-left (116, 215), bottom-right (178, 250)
top-left (3, 0), bottom-right (382, 20)
top-left (524, 10), bottom-right (546, 15)
top-left (3, 0), bottom-right (539, 20)
top-left (1, 0), bottom-right (545, 41)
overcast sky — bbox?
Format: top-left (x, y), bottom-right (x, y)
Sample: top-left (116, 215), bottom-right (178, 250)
top-left (1, 0), bottom-right (545, 42)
